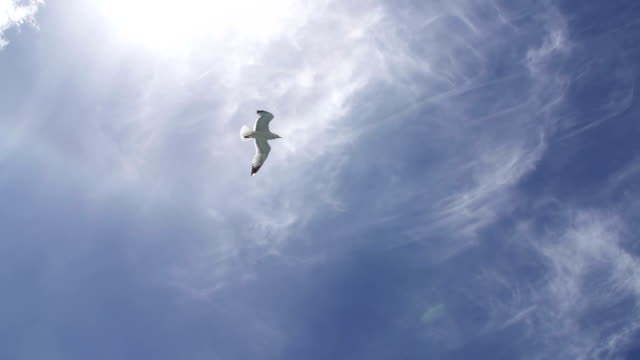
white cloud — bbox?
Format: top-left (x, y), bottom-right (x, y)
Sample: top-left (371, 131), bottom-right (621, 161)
top-left (510, 208), bottom-right (640, 359)
top-left (8, 0), bottom-right (611, 308)
top-left (454, 154), bottom-right (640, 359)
top-left (0, 0), bottom-right (43, 48)
top-left (430, 136), bottom-right (545, 239)
top-left (76, 1), bottom-right (392, 297)
top-left (147, 0), bottom-right (576, 274)
top-left (347, 1), bottom-right (573, 261)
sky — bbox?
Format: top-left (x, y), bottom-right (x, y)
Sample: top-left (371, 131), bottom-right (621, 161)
top-left (1, 0), bottom-right (640, 359)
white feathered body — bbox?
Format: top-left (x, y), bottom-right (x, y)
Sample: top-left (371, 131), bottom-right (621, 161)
top-left (240, 127), bottom-right (280, 140)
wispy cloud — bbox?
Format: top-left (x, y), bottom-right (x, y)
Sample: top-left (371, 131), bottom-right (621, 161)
top-left (5, 1), bottom-right (607, 313)
top-left (0, 0), bottom-right (42, 48)
top-left (328, 1), bottom-right (575, 258)
top-left (522, 208), bottom-right (640, 359)
top-left (69, 1), bottom-right (392, 297)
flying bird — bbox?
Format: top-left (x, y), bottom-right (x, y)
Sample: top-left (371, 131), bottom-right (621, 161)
top-left (240, 110), bottom-right (282, 176)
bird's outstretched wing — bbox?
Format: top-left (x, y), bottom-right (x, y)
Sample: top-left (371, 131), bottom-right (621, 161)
top-left (254, 110), bottom-right (274, 132)
top-left (251, 138), bottom-right (271, 176)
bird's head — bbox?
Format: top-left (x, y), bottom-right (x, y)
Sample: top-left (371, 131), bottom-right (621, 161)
top-left (275, 134), bottom-right (282, 139)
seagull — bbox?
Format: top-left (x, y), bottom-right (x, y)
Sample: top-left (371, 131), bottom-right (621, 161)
top-left (240, 110), bottom-right (282, 176)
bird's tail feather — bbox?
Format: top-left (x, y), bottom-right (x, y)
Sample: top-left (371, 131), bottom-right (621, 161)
top-left (240, 125), bottom-right (254, 140)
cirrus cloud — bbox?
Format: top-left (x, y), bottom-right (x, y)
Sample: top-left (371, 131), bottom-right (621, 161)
top-left (0, 0), bottom-right (43, 48)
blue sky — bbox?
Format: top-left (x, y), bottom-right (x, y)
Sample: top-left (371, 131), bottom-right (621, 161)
top-left (1, 0), bottom-right (640, 359)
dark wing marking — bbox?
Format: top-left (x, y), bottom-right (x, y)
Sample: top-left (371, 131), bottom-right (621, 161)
top-left (251, 138), bottom-right (271, 176)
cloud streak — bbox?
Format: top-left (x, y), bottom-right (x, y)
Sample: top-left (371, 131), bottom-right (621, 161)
top-left (2, 0), bottom-right (640, 358)
top-left (0, 0), bottom-right (42, 48)
top-left (514, 208), bottom-right (640, 359)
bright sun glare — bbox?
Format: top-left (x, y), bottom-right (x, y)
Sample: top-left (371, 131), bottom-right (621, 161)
top-left (99, 0), bottom-right (294, 53)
